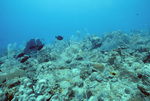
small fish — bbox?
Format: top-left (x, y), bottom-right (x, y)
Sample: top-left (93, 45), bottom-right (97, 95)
top-left (37, 44), bottom-right (44, 50)
top-left (21, 56), bottom-right (31, 63)
top-left (17, 53), bottom-right (25, 58)
top-left (29, 45), bottom-right (38, 49)
top-left (111, 72), bottom-right (117, 76)
top-left (55, 35), bottom-right (63, 40)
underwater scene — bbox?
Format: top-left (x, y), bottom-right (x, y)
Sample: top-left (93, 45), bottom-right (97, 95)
top-left (0, 0), bottom-right (150, 101)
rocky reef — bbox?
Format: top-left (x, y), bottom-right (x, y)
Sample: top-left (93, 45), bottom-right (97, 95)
top-left (0, 30), bottom-right (150, 101)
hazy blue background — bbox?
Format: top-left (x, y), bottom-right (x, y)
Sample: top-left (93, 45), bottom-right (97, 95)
top-left (0, 0), bottom-right (150, 47)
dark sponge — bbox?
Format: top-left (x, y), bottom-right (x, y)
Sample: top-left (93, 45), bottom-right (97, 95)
top-left (24, 38), bottom-right (43, 55)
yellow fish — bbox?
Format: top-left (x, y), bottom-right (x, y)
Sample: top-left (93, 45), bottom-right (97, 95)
top-left (111, 72), bottom-right (117, 76)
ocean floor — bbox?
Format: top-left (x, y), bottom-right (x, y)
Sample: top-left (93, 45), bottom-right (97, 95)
top-left (0, 30), bottom-right (150, 101)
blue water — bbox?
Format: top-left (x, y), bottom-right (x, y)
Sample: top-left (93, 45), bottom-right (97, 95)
top-left (0, 0), bottom-right (150, 47)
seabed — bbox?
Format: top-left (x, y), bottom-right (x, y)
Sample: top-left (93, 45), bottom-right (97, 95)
top-left (0, 30), bottom-right (150, 101)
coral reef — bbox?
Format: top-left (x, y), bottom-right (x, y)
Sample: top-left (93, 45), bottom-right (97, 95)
top-left (0, 30), bottom-right (150, 100)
